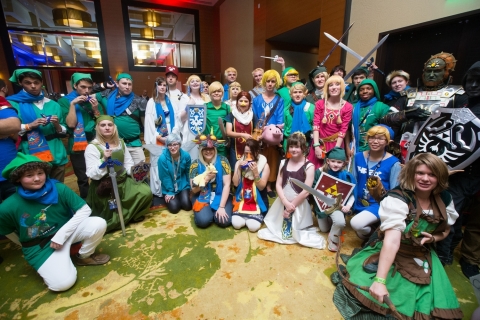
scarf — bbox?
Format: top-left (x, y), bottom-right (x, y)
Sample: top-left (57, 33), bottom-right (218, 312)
top-left (17, 178), bottom-right (59, 205)
top-left (192, 156), bottom-right (224, 211)
top-left (290, 99), bottom-right (311, 134)
top-left (64, 91), bottom-right (88, 151)
top-left (353, 96), bottom-right (378, 151)
top-left (107, 88), bottom-right (134, 116)
top-left (231, 107), bottom-right (253, 125)
top-left (8, 90), bottom-right (53, 161)
top-left (384, 85), bottom-right (410, 101)
top-left (155, 95), bottom-right (175, 142)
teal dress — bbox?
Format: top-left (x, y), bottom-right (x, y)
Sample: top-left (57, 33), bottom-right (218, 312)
top-left (333, 187), bottom-right (463, 319)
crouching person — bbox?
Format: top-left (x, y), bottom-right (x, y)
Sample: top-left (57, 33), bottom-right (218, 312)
top-left (0, 153), bottom-right (109, 292)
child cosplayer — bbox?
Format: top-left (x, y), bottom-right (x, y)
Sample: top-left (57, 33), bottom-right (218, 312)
top-left (312, 147), bottom-right (356, 252)
top-left (0, 153), bottom-right (109, 292)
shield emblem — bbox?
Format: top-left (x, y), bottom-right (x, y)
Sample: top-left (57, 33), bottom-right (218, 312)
top-left (187, 104), bottom-right (206, 136)
top-left (313, 172), bottom-right (355, 213)
top-left (406, 108), bottom-right (480, 170)
top-left (131, 161), bottom-right (151, 183)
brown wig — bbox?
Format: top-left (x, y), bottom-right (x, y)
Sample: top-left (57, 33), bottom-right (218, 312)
top-left (398, 153), bottom-right (449, 194)
top-left (9, 162), bottom-right (51, 185)
top-left (245, 138), bottom-right (261, 161)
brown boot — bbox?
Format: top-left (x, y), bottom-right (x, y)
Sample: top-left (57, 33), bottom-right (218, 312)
top-left (73, 253), bottom-right (110, 266)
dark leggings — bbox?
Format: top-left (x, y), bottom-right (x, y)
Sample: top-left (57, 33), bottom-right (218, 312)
top-left (166, 189), bottom-right (192, 214)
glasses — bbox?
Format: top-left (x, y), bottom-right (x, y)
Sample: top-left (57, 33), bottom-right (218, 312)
top-left (367, 137), bottom-right (387, 142)
top-left (167, 143), bottom-right (180, 148)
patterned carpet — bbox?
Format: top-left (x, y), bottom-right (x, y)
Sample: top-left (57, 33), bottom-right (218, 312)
top-left (0, 175), bottom-right (477, 319)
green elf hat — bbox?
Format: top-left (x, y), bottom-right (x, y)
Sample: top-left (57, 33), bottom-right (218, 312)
top-left (2, 153), bottom-right (49, 180)
top-left (9, 69), bottom-right (43, 84)
top-left (116, 73), bottom-right (133, 81)
top-left (95, 115), bottom-right (114, 124)
top-left (71, 72), bottom-right (92, 89)
top-left (281, 67), bottom-right (299, 84)
top-left (325, 147), bottom-right (346, 161)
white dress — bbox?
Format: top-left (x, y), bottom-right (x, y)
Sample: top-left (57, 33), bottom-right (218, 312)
top-left (257, 160), bottom-right (326, 249)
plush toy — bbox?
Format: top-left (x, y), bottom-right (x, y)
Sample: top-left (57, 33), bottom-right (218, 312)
top-left (261, 124), bottom-right (283, 146)
top-left (193, 163), bottom-right (218, 187)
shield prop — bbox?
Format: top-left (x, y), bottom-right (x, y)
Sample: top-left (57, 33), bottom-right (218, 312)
top-left (187, 104), bottom-right (206, 136)
top-left (131, 161), bottom-right (151, 183)
top-left (313, 172), bottom-right (355, 213)
top-left (406, 108), bottom-right (480, 170)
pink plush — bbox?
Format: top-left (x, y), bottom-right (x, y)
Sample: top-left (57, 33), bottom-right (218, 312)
top-left (262, 124), bottom-right (283, 146)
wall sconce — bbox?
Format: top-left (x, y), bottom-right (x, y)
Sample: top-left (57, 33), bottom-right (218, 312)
top-left (65, 62), bottom-right (73, 66)
top-left (86, 49), bottom-right (101, 59)
top-left (18, 35), bottom-right (34, 46)
top-left (84, 41), bottom-right (97, 50)
top-left (143, 11), bottom-right (161, 27)
top-left (52, 8), bottom-right (92, 28)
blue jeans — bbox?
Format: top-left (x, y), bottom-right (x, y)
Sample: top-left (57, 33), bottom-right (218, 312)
top-left (192, 194), bottom-right (233, 228)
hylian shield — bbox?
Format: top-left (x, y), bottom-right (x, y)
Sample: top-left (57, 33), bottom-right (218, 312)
top-left (406, 108), bottom-right (480, 170)
top-left (313, 172), bottom-right (355, 213)
top-left (131, 161), bottom-right (151, 183)
top-left (187, 104), bottom-right (206, 135)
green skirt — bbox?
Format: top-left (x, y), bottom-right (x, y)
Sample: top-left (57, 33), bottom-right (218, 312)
top-left (333, 241), bottom-right (463, 319)
top-left (87, 173), bottom-right (153, 233)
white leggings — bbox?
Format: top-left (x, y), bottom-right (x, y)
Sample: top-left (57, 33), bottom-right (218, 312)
top-left (317, 210), bottom-right (346, 243)
top-left (350, 210), bottom-right (379, 239)
top-left (232, 215), bottom-right (262, 232)
top-left (37, 217), bottom-right (107, 292)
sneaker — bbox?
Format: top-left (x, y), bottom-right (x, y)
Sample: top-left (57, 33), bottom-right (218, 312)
top-left (460, 257), bottom-right (480, 279)
top-left (73, 253), bottom-right (110, 266)
top-left (327, 234), bottom-right (339, 252)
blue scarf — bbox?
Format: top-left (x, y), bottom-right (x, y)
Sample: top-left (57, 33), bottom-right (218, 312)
top-left (384, 85), bottom-right (410, 101)
top-left (155, 95), bottom-right (175, 137)
top-left (64, 91), bottom-right (88, 151)
top-left (352, 96), bottom-right (378, 151)
top-left (17, 178), bottom-right (59, 205)
top-left (290, 99), bottom-right (311, 135)
top-left (196, 156), bottom-right (224, 210)
top-left (107, 88), bottom-right (134, 116)
top-left (7, 90), bottom-right (54, 161)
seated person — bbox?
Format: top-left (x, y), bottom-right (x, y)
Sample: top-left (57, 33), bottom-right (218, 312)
top-left (85, 115), bottom-right (152, 232)
top-left (333, 153), bottom-right (463, 319)
top-left (0, 153), bottom-right (109, 292)
top-left (232, 139), bottom-right (270, 232)
top-left (258, 132), bottom-right (325, 249)
top-left (158, 133), bottom-right (192, 214)
top-left (189, 132), bottom-right (233, 228)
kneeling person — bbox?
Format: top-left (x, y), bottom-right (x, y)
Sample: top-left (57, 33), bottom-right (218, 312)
top-left (0, 153), bottom-right (109, 292)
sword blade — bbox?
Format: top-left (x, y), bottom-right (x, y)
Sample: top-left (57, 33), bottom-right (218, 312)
top-left (290, 178), bottom-right (335, 206)
top-left (109, 168), bottom-right (126, 237)
top-left (319, 22), bottom-right (355, 66)
top-left (324, 32), bottom-right (363, 61)
top-left (343, 34), bottom-right (389, 81)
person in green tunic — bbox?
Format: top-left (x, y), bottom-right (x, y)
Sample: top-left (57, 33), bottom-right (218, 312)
top-left (85, 115), bottom-right (152, 233)
top-left (276, 66), bottom-right (299, 112)
top-left (351, 79), bottom-right (392, 152)
top-left (333, 153), bottom-right (463, 319)
top-left (58, 73), bottom-right (104, 198)
top-left (6, 69), bottom-right (68, 182)
top-left (0, 153), bottom-right (110, 292)
top-left (96, 73), bottom-right (147, 165)
top-left (204, 81), bottom-right (231, 157)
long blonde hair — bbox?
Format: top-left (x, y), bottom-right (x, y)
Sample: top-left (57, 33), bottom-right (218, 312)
top-left (94, 119), bottom-right (120, 147)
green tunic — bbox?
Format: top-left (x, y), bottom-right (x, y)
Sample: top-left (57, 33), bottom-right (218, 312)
top-left (357, 101), bottom-right (391, 152)
top-left (0, 183), bottom-right (85, 270)
top-left (86, 141), bottom-right (153, 232)
top-left (277, 86), bottom-right (292, 115)
top-left (57, 97), bottom-right (102, 154)
top-left (9, 100), bottom-right (68, 166)
top-left (96, 93), bottom-right (143, 147)
top-left (283, 101), bottom-right (314, 150)
top-left (204, 102), bottom-right (230, 157)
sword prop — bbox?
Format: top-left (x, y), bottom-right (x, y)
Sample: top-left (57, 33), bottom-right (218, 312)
top-left (290, 178), bottom-right (342, 214)
top-left (324, 32), bottom-right (388, 79)
top-left (108, 76), bottom-right (118, 88)
top-left (260, 55), bottom-right (279, 62)
top-left (319, 22), bottom-right (355, 66)
top-left (99, 142), bottom-right (126, 236)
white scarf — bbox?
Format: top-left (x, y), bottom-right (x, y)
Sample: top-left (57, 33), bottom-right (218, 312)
top-left (231, 107), bottom-right (253, 125)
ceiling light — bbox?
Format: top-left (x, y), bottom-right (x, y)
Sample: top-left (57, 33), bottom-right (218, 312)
top-left (86, 49), bottom-right (101, 59)
top-left (52, 8), bottom-right (92, 28)
top-left (84, 41), bottom-right (97, 50)
top-left (33, 45), bottom-right (53, 56)
top-left (143, 11), bottom-right (161, 27)
top-left (18, 35), bottom-right (34, 46)
top-left (140, 28), bottom-right (154, 39)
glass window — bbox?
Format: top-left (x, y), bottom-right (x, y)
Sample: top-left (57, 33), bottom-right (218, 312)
top-left (127, 5), bottom-right (199, 71)
top-left (1, 0), bottom-right (103, 68)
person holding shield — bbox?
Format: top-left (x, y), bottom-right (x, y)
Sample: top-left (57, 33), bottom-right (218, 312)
top-left (85, 116), bottom-right (152, 232)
